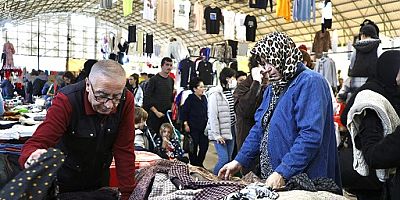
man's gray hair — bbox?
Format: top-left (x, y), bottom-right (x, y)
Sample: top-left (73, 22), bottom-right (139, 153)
top-left (88, 60), bottom-right (126, 81)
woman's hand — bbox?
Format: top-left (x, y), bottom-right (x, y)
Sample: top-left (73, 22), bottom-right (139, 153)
top-left (265, 172), bottom-right (285, 189)
top-left (218, 160), bottom-right (243, 180)
top-left (216, 138), bottom-right (225, 144)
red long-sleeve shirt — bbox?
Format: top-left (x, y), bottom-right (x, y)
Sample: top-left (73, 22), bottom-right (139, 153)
top-left (19, 90), bottom-right (135, 199)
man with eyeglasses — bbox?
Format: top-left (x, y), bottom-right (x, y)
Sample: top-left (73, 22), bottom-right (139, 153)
top-left (19, 60), bottom-right (136, 199)
top-left (143, 57), bottom-right (175, 133)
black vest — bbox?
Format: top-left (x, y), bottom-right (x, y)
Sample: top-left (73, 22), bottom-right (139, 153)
top-left (56, 81), bottom-right (126, 192)
top-left (349, 45), bottom-right (378, 77)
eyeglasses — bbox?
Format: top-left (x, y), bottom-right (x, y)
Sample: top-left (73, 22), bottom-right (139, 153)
top-left (87, 79), bottom-right (122, 104)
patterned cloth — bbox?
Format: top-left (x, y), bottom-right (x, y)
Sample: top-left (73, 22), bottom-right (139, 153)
top-left (130, 160), bottom-right (245, 200)
top-left (250, 32), bottom-right (303, 179)
top-left (0, 148), bottom-right (64, 200)
top-left (285, 173), bottom-right (341, 194)
top-left (148, 173), bottom-right (201, 200)
top-left (154, 137), bottom-right (185, 159)
top-left (223, 183), bottom-right (279, 200)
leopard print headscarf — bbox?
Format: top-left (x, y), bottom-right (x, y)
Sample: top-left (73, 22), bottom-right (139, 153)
top-left (250, 32), bottom-right (303, 95)
top-left (252, 32), bottom-right (303, 179)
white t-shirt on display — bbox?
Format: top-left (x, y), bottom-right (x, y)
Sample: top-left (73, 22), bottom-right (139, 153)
top-left (222, 9), bottom-right (236, 40)
top-left (174, 0), bottom-right (191, 30)
top-left (235, 13), bottom-right (247, 41)
top-left (143, 0), bottom-right (156, 21)
top-left (193, 1), bottom-right (204, 31)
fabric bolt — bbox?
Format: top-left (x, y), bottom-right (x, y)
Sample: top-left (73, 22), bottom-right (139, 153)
top-left (222, 9), bottom-right (236, 40)
top-left (235, 13), bottom-right (247, 41)
top-left (204, 6), bottom-right (223, 34)
top-left (156, 0), bottom-right (173, 25)
top-left (1, 148), bottom-right (64, 200)
top-left (276, 0), bottom-right (291, 22)
top-left (174, 0), bottom-right (191, 30)
top-left (123, 0), bottom-right (133, 16)
top-left (193, 1), bottom-right (204, 31)
top-left (244, 15), bottom-right (257, 42)
top-left (143, 0), bottom-right (156, 21)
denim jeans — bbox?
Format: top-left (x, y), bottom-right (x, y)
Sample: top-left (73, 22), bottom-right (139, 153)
top-left (213, 126), bottom-right (235, 175)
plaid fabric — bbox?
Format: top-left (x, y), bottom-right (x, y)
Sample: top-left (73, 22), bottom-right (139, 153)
top-left (168, 161), bottom-right (245, 200)
top-left (0, 148), bottom-right (64, 200)
top-left (148, 173), bottom-right (200, 200)
top-left (131, 160), bottom-right (245, 200)
top-left (129, 160), bottom-right (173, 200)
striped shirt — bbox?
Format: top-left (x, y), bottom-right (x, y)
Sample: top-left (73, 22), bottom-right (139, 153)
top-left (223, 90), bottom-right (236, 126)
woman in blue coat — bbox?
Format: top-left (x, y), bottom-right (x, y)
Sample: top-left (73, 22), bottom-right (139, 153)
top-left (218, 32), bottom-right (341, 192)
top-left (180, 77), bottom-right (208, 167)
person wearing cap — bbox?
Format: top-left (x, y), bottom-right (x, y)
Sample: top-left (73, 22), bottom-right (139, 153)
top-left (218, 32), bottom-right (341, 192)
top-left (337, 21), bottom-right (382, 103)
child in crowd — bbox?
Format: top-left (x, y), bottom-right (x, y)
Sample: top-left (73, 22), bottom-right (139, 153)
top-left (134, 107), bottom-right (150, 151)
top-left (154, 123), bottom-right (188, 162)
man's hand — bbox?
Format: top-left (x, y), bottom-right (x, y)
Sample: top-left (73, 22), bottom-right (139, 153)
top-left (218, 160), bottom-right (242, 180)
top-left (265, 172), bottom-right (285, 189)
top-left (24, 149), bottom-right (47, 168)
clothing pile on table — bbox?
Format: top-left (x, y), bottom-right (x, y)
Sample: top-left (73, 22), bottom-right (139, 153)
top-left (130, 160), bottom-right (345, 200)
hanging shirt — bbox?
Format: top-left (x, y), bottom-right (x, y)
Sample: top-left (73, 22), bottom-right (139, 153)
top-left (222, 9), bottom-right (236, 40)
top-left (197, 61), bottom-right (214, 85)
top-left (123, 0), bottom-right (133, 16)
top-left (244, 15), bottom-right (257, 42)
top-left (174, 0), bottom-right (191, 30)
top-left (157, 0), bottom-right (174, 25)
top-left (179, 58), bottom-right (197, 88)
top-left (137, 31), bottom-right (144, 55)
top-left (249, 0), bottom-right (272, 11)
top-left (204, 6), bottom-right (223, 34)
top-left (237, 42), bottom-right (248, 56)
top-left (235, 13), bottom-right (247, 41)
top-left (143, 0), bottom-right (156, 21)
top-left (145, 34), bottom-right (153, 54)
top-left (293, 0), bottom-right (316, 22)
top-left (228, 40), bottom-right (238, 58)
top-left (322, 1), bottom-right (333, 29)
top-left (276, 0), bottom-right (291, 22)
top-left (193, 1), bottom-right (204, 31)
